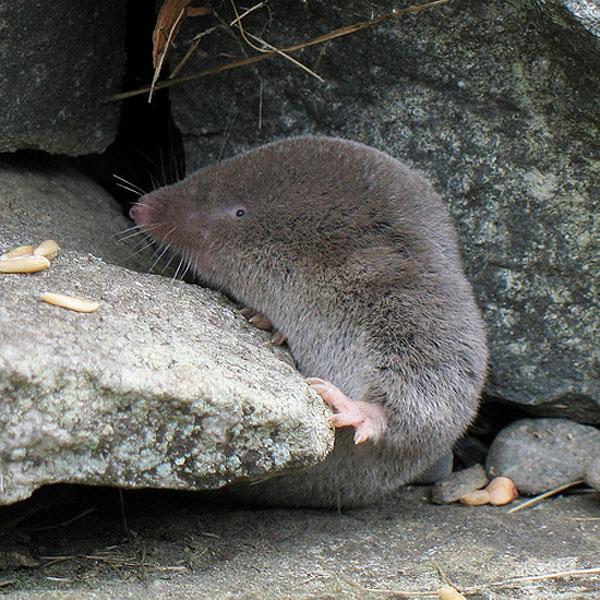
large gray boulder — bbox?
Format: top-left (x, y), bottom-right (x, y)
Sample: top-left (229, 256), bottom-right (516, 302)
top-left (0, 163), bottom-right (333, 506)
top-left (165, 0), bottom-right (600, 422)
top-left (486, 418), bottom-right (600, 494)
top-left (0, 1), bottom-right (126, 155)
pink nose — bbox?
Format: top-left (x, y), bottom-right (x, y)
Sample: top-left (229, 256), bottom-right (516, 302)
top-left (129, 203), bottom-right (147, 223)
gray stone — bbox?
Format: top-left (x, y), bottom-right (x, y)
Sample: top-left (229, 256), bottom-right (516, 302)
top-left (430, 464), bottom-right (489, 504)
top-left (411, 450), bottom-right (454, 485)
top-left (0, 546), bottom-right (38, 570)
top-left (0, 157), bottom-right (146, 272)
top-left (585, 456), bottom-right (600, 491)
top-left (0, 165), bottom-right (333, 506)
top-left (486, 418), bottom-right (600, 494)
top-left (165, 0), bottom-right (600, 422)
top-left (4, 487), bottom-right (599, 599)
top-left (537, 0), bottom-right (600, 68)
top-left (0, 1), bottom-right (126, 155)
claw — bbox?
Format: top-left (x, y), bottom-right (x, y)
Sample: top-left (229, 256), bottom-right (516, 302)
top-left (306, 378), bottom-right (387, 444)
top-left (270, 331), bottom-right (287, 346)
top-left (248, 313), bottom-right (273, 330)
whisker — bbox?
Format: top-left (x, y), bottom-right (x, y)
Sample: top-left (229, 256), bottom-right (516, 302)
top-left (115, 182), bottom-right (143, 196)
top-left (150, 174), bottom-right (160, 192)
top-left (117, 223), bottom-right (143, 235)
top-left (172, 255), bottom-right (185, 282)
top-left (128, 238), bottom-right (157, 258)
top-left (148, 226), bottom-right (176, 257)
top-left (180, 253), bottom-right (192, 281)
top-left (129, 198), bottom-right (159, 210)
top-left (159, 148), bottom-right (168, 187)
top-left (133, 147), bottom-right (162, 176)
top-left (117, 229), bottom-right (148, 242)
top-left (116, 223), bottom-right (165, 242)
top-left (148, 227), bottom-right (177, 273)
top-left (160, 250), bottom-right (177, 275)
top-left (167, 119), bottom-right (185, 181)
top-left (113, 174), bottom-right (147, 194)
top-left (149, 243), bottom-right (173, 273)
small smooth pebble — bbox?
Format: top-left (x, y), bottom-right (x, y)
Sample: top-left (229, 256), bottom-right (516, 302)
top-left (430, 464), bottom-right (488, 504)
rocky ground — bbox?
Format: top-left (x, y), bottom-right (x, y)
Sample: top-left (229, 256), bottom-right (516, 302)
top-left (1, 485), bottom-right (598, 599)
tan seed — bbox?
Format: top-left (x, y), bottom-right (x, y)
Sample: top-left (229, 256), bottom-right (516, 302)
top-left (0, 255), bottom-right (50, 273)
top-left (438, 585), bottom-right (468, 600)
top-left (34, 239), bottom-right (60, 260)
top-left (459, 489), bottom-right (490, 506)
top-left (0, 245), bottom-right (35, 260)
top-left (486, 476), bottom-right (518, 506)
top-left (41, 292), bottom-right (100, 313)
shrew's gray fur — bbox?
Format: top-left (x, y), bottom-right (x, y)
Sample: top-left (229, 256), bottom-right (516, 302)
top-left (133, 137), bottom-right (488, 508)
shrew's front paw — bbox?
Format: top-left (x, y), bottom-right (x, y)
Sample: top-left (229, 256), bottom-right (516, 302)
top-left (240, 307), bottom-right (287, 346)
top-left (306, 378), bottom-right (388, 445)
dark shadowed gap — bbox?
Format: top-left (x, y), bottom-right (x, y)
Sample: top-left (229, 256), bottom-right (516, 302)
top-left (70, 0), bottom-right (185, 214)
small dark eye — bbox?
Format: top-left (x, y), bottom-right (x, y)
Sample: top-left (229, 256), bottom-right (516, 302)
top-left (235, 209), bottom-right (246, 217)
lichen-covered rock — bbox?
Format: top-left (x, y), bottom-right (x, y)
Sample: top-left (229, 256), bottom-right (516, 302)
top-left (0, 1), bottom-right (125, 154)
top-left (165, 0), bottom-right (600, 422)
top-left (0, 165), bottom-right (333, 506)
top-left (486, 418), bottom-right (600, 494)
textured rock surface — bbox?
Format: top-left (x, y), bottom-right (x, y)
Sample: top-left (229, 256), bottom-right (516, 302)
top-left (1, 487), bottom-right (599, 598)
top-left (486, 418), bottom-right (600, 494)
top-left (0, 165), bottom-right (333, 506)
top-left (166, 0), bottom-right (600, 422)
top-left (0, 257), bottom-right (333, 506)
top-left (585, 457), bottom-right (600, 492)
top-left (0, 1), bottom-right (125, 154)
top-left (430, 464), bottom-right (489, 504)
top-left (537, 0), bottom-right (600, 67)
top-left (0, 156), bottom-right (146, 271)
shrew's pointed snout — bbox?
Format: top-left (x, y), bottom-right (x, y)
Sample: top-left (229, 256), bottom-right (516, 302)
top-left (130, 194), bottom-right (162, 229)
top-left (129, 202), bottom-right (148, 224)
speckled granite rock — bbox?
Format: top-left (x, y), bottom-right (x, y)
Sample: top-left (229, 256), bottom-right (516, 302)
top-left (0, 164), bottom-right (333, 506)
top-left (0, 1), bottom-right (125, 154)
top-left (164, 0), bottom-right (600, 422)
top-left (536, 0), bottom-right (600, 68)
top-left (486, 418), bottom-right (600, 494)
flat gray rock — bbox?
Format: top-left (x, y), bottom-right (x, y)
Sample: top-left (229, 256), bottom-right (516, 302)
top-left (0, 164), bottom-right (333, 506)
top-left (0, 1), bottom-right (125, 154)
top-left (486, 418), bottom-right (600, 494)
top-left (2, 487), bottom-right (599, 599)
top-left (165, 0), bottom-right (600, 423)
top-left (430, 464), bottom-right (489, 504)
top-left (0, 256), bottom-right (333, 506)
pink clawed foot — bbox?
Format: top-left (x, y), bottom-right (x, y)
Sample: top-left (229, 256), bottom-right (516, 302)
top-left (306, 378), bottom-right (388, 445)
top-left (240, 307), bottom-right (287, 346)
